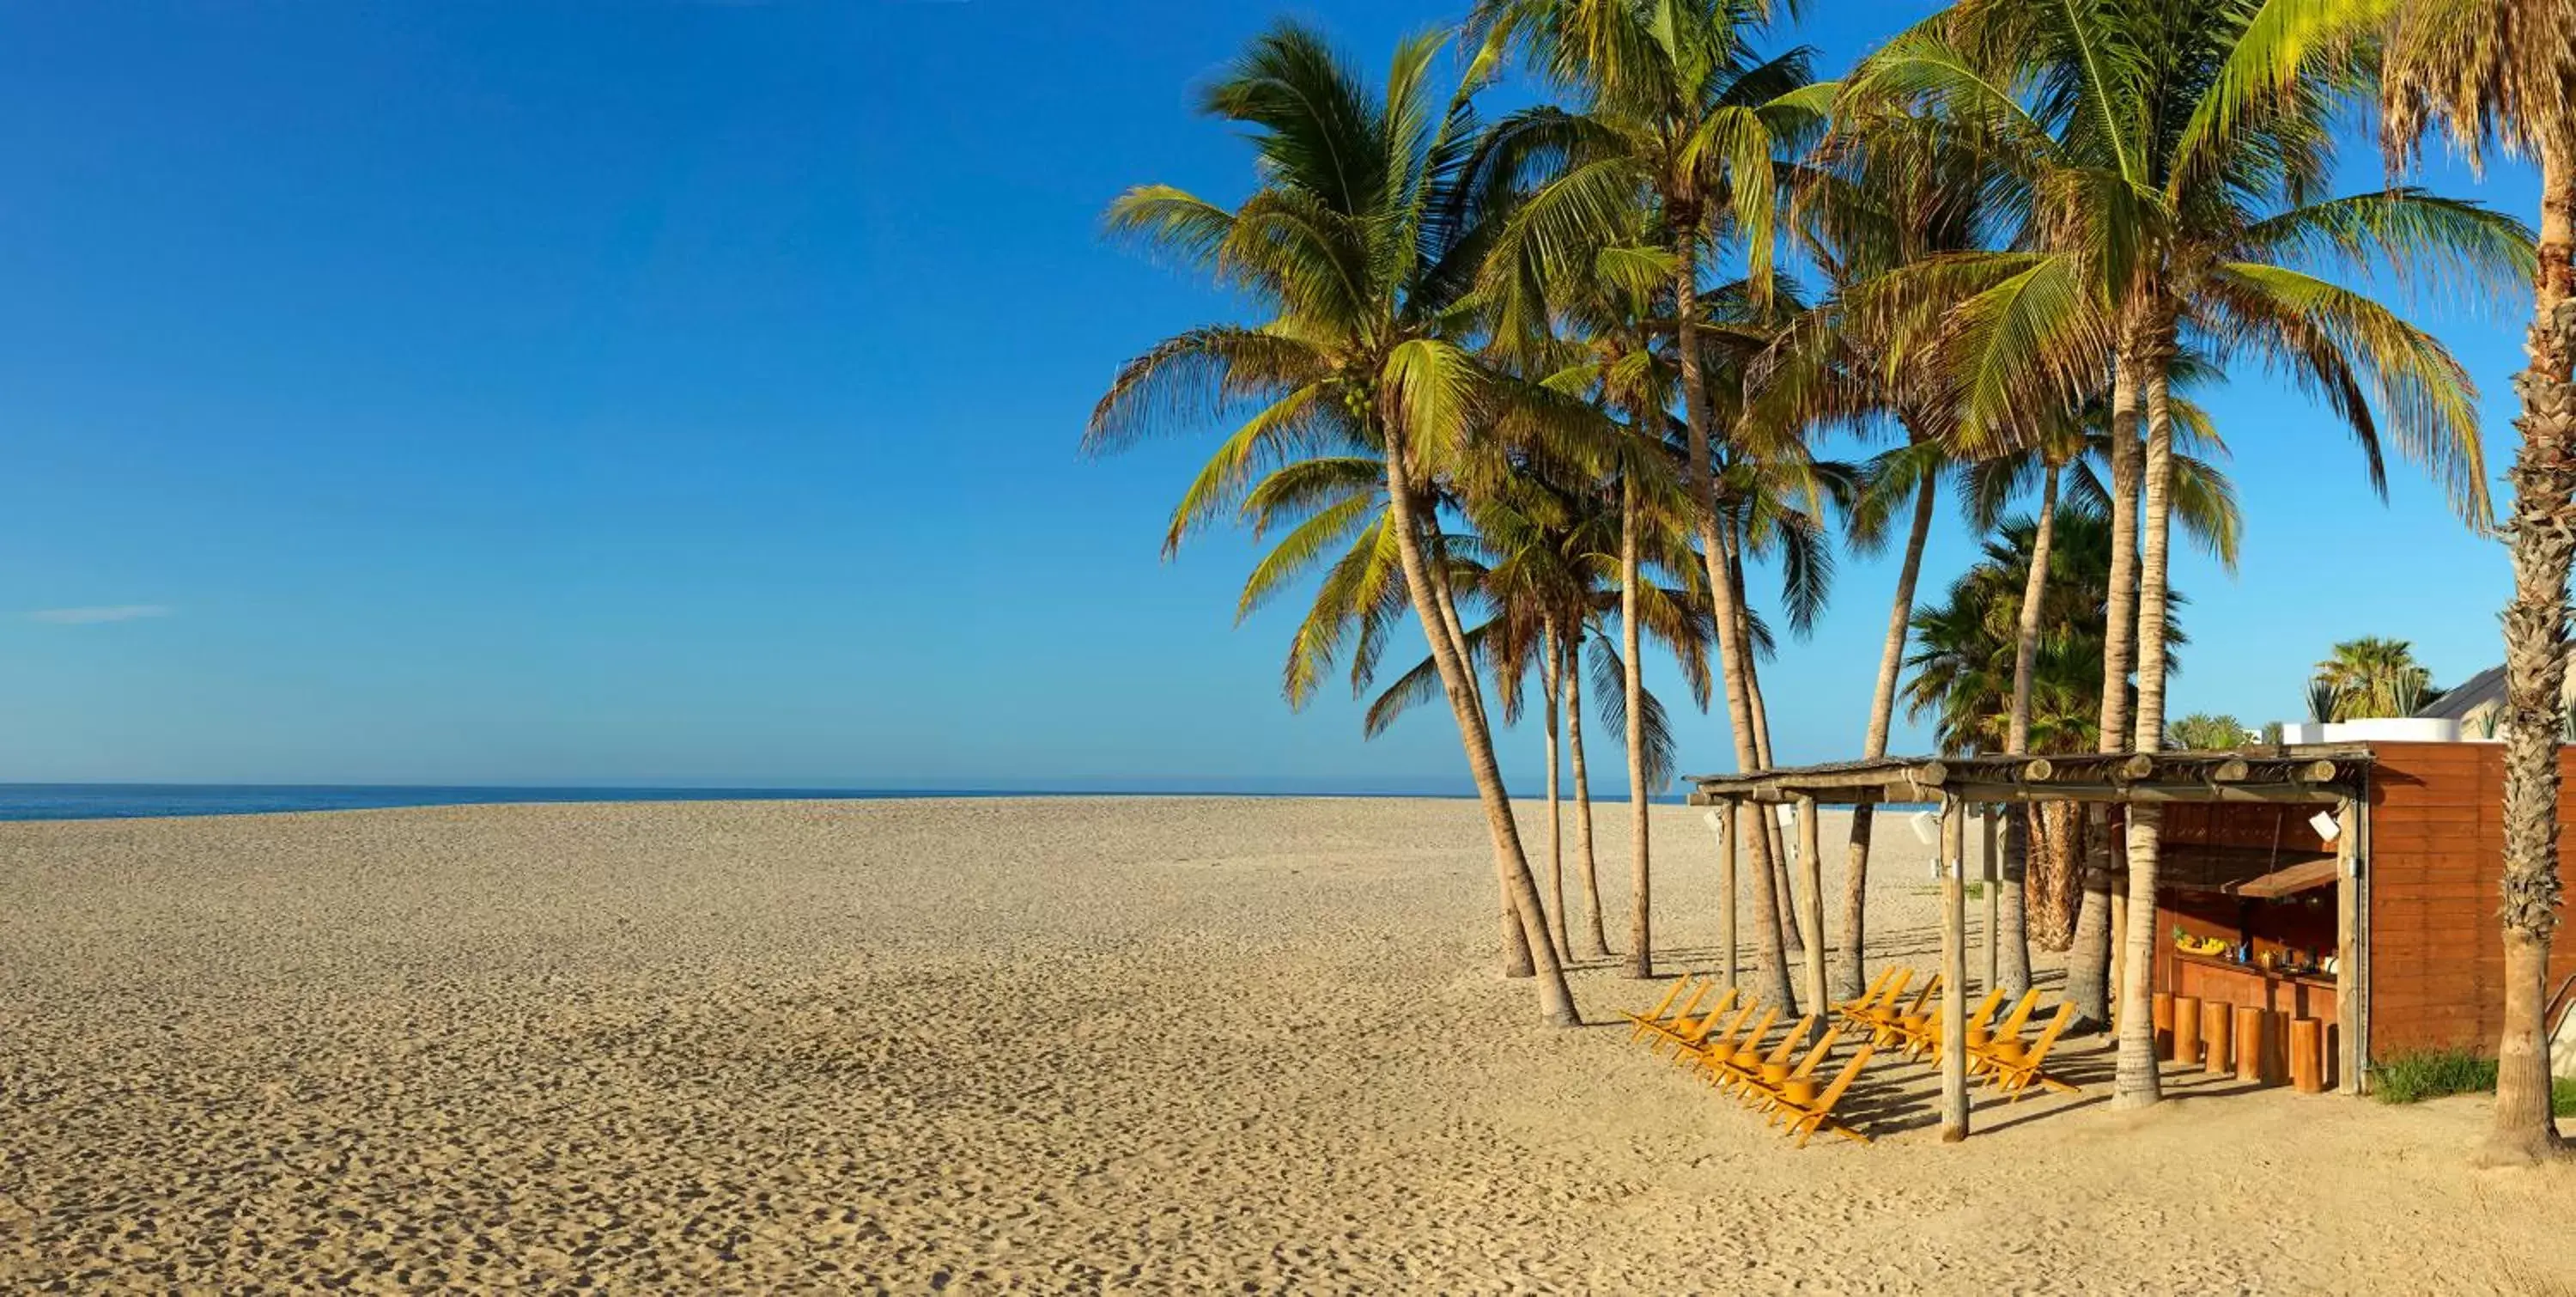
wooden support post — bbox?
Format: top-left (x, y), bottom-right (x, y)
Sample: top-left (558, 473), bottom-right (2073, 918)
top-left (1723, 799), bottom-right (1741, 994)
top-left (2334, 796), bottom-right (2360, 1094)
top-left (2110, 886), bottom-right (2129, 1033)
top-left (1797, 795), bottom-right (1827, 1039)
top-left (1940, 798), bottom-right (1970, 1142)
top-left (1981, 807), bottom-right (1999, 991)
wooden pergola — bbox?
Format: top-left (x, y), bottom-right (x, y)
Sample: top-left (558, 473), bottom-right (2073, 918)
top-left (1684, 746), bottom-right (2372, 1140)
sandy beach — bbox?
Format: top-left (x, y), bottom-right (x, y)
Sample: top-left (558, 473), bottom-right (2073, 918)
top-left (1, 796), bottom-right (2567, 1293)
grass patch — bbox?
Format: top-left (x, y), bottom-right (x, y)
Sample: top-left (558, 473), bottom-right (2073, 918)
top-left (2369, 1049), bottom-right (2494, 1104)
top-left (2369, 1049), bottom-right (2576, 1116)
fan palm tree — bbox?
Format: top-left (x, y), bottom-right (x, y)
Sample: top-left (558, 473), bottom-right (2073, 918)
top-left (1087, 23), bottom-right (1582, 1023)
top-left (1472, 0), bottom-right (1820, 1004)
top-left (2366, 0), bottom-right (2576, 1163)
top-left (2167, 713), bottom-right (2252, 749)
top-left (1856, 0), bottom-right (2525, 1107)
top-left (2313, 636), bottom-right (2438, 720)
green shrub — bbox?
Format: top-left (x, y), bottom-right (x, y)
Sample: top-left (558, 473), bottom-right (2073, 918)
top-left (2557, 1078), bottom-right (2576, 1118)
top-left (2368, 1049), bottom-right (2497, 1105)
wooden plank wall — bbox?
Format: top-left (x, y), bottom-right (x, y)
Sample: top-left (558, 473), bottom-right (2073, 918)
top-left (2366, 742), bottom-right (2576, 1059)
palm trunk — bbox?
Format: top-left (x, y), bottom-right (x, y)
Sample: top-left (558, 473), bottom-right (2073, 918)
top-left (1542, 620), bottom-right (1570, 963)
top-left (1565, 634), bottom-right (1611, 958)
top-left (1379, 423), bottom-right (1575, 1025)
top-left (1422, 509), bottom-right (1533, 979)
top-left (1621, 473), bottom-right (1654, 977)
top-left (2115, 331), bottom-right (2178, 1109)
top-left (1996, 462), bottom-right (2060, 998)
top-left (2029, 801), bottom-right (2081, 950)
top-left (1731, 550), bottom-right (1802, 965)
top-left (2486, 149), bottom-right (2575, 1164)
top-left (1676, 250), bottom-right (1796, 1014)
top-left (2069, 352), bottom-right (2142, 1030)
top-left (1840, 466), bottom-right (1940, 999)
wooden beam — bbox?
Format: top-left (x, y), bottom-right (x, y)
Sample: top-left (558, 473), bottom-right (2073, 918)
top-left (1982, 807), bottom-right (1999, 992)
top-left (1941, 799), bottom-right (1970, 1142)
top-left (1935, 781), bottom-right (2349, 806)
top-left (1723, 799), bottom-right (1741, 995)
top-left (1797, 795), bottom-right (1826, 1042)
top-left (2209, 757), bottom-right (2251, 783)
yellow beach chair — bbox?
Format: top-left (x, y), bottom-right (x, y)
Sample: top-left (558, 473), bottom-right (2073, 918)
top-left (1839, 967), bottom-right (1912, 1032)
top-left (1743, 1021), bottom-right (1844, 1114)
top-left (1834, 966), bottom-right (1899, 1020)
top-left (1771, 1044), bottom-right (1878, 1148)
top-left (1868, 972), bottom-right (1941, 1048)
top-left (1715, 1014), bottom-right (1814, 1093)
top-left (1984, 1003), bottom-right (2081, 1100)
top-left (1627, 976), bottom-right (1710, 1044)
top-left (1689, 1003), bottom-right (1777, 1075)
top-left (1907, 986), bottom-right (2005, 1062)
top-left (1652, 992), bottom-right (1747, 1061)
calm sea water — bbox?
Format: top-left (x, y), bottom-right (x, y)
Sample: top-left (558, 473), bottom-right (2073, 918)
top-left (0, 784), bottom-right (1022, 823)
top-left (0, 783), bottom-right (1689, 823)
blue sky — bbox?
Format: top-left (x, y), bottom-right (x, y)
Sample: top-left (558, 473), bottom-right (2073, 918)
top-left (0, 2), bottom-right (2542, 790)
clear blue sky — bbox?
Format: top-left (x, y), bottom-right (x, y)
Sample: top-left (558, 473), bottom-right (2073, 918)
top-left (0, 2), bottom-right (2541, 791)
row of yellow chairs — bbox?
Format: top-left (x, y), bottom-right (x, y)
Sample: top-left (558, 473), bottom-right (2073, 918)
top-left (1625, 978), bottom-right (1875, 1148)
top-left (1833, 966), bottom-right (2081, 1101)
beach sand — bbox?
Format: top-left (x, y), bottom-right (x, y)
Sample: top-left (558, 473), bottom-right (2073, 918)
top-left (0, 796), bottom-right (2567, 1293)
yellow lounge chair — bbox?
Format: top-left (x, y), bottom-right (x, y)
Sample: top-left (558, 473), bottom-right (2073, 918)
top-left (1771, 1044), bottom-right (1878, 1148)
top-left (1839, 967), bottom-right (1913, 1032)
top-left (1715, 1014), bottom-right (1814, 1093)
top-left (1689, 1003), bottom-right (1777, 1075)
top-left (1627, 976), bottom-right (1709, 1043)
top-left (1984, 1003), bottom-right (2081, 1100)
top-left (1834, 966), bottom-right (1899, 1019)
top-left (1906, 986), bottom-right (2005, 1062)
top-left (1652, 992), bottom-right (1747, 1060)
top-left (1868, 972), bottom-right (1941, 1048)
top-left (1744, 1021), bottom-right (1845, 1114)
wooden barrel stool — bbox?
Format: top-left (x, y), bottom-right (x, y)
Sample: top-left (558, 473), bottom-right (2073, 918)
top-left (2152, 992), bottom-right (2175, 1058)
top-left (2201, 1001), bottom-right (2233, 1077)
top-left (2234, 1006), bottom-right (2269, 1084)
top-left (2289, 1018), bottom-right (2325, 1093)
top-left (2172, 996), bottom-right (2202, 1065)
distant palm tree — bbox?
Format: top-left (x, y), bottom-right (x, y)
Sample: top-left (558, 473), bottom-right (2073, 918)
top-left (1088, 23), bottom-right (1584, 1023)
top-left (2313, 637), bottom-right (2436, 721)
top-left (2167, 713), bottom-right (2253, 751)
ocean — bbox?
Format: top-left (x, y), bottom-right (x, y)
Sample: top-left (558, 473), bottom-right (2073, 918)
top-left (0, 783), bottom-right (1697, 823)
top-left (0, 784), bottom-right (1022, 822)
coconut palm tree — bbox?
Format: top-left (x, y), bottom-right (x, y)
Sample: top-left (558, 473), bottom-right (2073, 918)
top-left (1856, 0), bottom-right (2524, 1108)
top-left (1472, 0), bottom-right (1820, 1002)
top-left (2312, 636), bottom-right (2438, 720)
top-left (2366, 0), bottom-right (2576, 1163)
top-left (1088, 23), bottom-right (1583, 1023)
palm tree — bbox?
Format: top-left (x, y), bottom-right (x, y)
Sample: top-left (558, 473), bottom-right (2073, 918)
top-left (1963, 367), bottom-right (2241, 999)
top-left (2369, 0), bottom-right (2576, 1162)
top-left (1089, 23), bottom-right (1581, 1023)
top-left (2313, 636), bottom-right (2437, 720)
top-left (1860, 0), bottom-right (2521, 1109)
top-left (1905, 508), bottom-right (2187, 755)
top-left (2167, 713), bottom-right (2252, 750)
top-left (1473, 0), bottom-right (1819, 1002)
